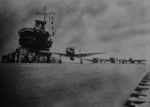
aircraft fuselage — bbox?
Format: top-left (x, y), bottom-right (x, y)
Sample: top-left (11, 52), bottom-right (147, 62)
top-left (66, 48), bottom-right (75, 60)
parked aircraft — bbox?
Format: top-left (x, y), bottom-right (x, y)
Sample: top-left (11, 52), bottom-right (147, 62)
top-left (129, 58), bottom-right (147, 64)
top-left (40, 47), bottom-right (106, 64)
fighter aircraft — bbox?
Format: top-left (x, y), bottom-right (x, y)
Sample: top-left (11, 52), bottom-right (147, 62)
top-left (128, 58), bottom-right (147, 64)
top-left (40, 47), bottom-right (106, 64)
top-left (134, 60), bottom-right (147, 64)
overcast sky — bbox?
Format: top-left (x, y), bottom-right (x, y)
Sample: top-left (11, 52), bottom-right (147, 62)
top-left (0, 0), bottom-right (150, 60)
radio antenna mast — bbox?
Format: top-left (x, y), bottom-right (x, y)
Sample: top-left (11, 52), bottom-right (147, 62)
top-left (35, 6), bottom-right (55, 22)
top-left (35, 6), bottom-right (56, 33)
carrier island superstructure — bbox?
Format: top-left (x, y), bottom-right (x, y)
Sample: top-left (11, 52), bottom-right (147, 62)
top-left (1, 7), bottom-right (57, 63)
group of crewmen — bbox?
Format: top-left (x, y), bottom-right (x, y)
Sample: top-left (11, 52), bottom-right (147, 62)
top-left (1, 47), bottom-right (57, 63)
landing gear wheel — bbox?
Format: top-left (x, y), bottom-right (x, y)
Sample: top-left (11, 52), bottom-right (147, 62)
top-left (59, 60), bottom-right (62, 64)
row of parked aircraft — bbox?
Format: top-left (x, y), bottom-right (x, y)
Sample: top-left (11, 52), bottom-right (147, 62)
top-left (83, 57), bottom-right (147, 64)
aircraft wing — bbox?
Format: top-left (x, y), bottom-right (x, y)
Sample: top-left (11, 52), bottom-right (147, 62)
top-left (134, 60), bottom-right (147, 62)
top-left (39, 51), bottom-right (68, 56)
top-left (73, 52), bottom-right (106, 58)
top-left (82, 59), bottom-right (93, 61)
top-left (139, 60), bottom-right (147, 61)
top-left (39, 51), bottom-right (106, 57)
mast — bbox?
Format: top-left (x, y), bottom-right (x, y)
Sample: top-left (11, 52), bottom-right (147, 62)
top-left (35, 6), bottom-right (55, 22)
top-left (35, 6), bottom-right (55, 32)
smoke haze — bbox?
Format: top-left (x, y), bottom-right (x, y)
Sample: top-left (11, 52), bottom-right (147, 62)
top-left (0, 0), bottom-right (150, 59)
